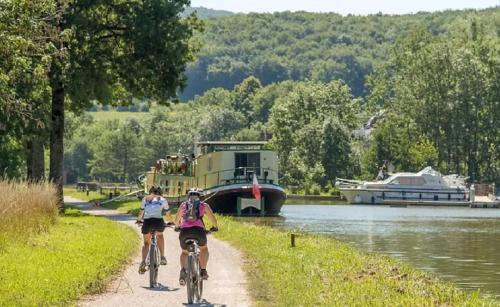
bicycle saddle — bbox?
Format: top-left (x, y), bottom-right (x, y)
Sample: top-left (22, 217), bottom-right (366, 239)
top-left (184, 238), bottom-right (199, 245)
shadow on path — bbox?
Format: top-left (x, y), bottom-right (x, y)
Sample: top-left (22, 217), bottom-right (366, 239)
top-left (182, 300), bottom-right (227, 307)
top-left (140, 284), bottom-right (180, 292)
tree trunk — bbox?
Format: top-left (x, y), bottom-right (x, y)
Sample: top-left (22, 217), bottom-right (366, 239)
top-left (27, 139), bottom-right (45, 181)
top-left (49, 82), bottom-right (65, 208)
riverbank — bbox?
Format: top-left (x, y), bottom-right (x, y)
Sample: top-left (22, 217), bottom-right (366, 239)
top-left (213, 216), bottom-right (497, 306)
top-left (0, 208), bottom-right (138, 306)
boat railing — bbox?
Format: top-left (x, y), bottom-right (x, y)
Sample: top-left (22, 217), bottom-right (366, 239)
top-left (199, 167), bottom-right (279, 188)
top-left (335, 178), bottom-right (364, 187)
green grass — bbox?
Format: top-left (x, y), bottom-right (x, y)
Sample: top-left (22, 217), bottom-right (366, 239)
top-left (88, 111), bottom-right (149, 121)
top-left (104, 199), bottom-right (143, 216)
top-left (64, 187), bottom-right (107, 202)
top-left (64, 188), bottom-right (144, 216)
top-left (214, 216), bottom-right (497, 306)
top-left (0, 208), bottom-right (139, 306)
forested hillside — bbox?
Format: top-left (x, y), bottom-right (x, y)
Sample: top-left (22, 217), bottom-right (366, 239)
top-left (183, 6), bottom-right (235, 19)
top-left (181, 8), bottom-right (499, 99)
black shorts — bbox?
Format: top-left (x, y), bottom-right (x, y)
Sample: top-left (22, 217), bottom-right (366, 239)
top-left (141, 218), bottom-right (166, 234)
top-left (179, 226), bottom-right (207, 250)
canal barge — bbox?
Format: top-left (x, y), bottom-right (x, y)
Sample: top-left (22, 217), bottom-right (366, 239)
top-left (141, 141), bottom-right (286, 215)
top-left (336, 167), bottom-right (472, 205)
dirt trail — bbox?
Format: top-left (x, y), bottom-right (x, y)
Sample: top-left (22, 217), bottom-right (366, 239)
top-left (65, 196), bottom-right (251, 307)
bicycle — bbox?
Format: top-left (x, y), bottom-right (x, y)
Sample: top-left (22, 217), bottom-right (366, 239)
top-left (176, 226), bottom-right (218, 304)
top-left (136, 221), bottom-right (161, 288)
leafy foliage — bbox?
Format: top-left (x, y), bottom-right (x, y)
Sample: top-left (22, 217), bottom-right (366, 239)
top-left (366, 20), bottom-right (500, 183)
top-left (270, 80), bottom-right (361, 187)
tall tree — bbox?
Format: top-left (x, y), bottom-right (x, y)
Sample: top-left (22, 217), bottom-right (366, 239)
top-left (270, 80), bottom-right (360, 187)
top-left (25, 0), bottom-right (202, 204)
top-left (0, 1), bottom-right (54, 179)
top-left (89, 120), bottom-right (149, 183)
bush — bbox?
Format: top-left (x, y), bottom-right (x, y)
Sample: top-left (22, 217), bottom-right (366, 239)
top-left (305, 183), bottom-right (321, 195)
top-left (324, 183), bottom-right (340, 196)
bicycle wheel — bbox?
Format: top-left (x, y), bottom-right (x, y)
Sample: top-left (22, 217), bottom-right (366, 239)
top-left (195, 257), bottom-right (203, 301)
top-left (197, 275), bottom-right (203, 301)
top-left (186, 255), bottom-right (195, 304)
top-left (149, 244), bottom-right (158, 288)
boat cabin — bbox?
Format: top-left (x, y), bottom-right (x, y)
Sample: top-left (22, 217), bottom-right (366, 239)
top-left (144, 141), bottom-right (280, 199)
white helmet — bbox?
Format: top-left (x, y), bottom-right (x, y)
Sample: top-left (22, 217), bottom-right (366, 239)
top-left (187, 187), bottom-right (203, 196)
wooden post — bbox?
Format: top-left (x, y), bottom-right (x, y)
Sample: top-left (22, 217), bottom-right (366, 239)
top-left (291, 233), bottom-right (296, 247)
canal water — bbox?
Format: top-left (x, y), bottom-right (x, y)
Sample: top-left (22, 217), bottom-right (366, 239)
top-left (265, 203), bottom-right (500, 298)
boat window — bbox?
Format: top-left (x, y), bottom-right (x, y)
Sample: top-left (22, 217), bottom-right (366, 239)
top-left (390, 177), bottom-right (425, 185)
top-left (414, 177), bottom-right (425, 185)
top-left (235, 153), bottom-right (260, 176)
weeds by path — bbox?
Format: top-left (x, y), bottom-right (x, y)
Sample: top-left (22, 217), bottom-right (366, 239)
top-left (0, 181), bottom-right (58, 249)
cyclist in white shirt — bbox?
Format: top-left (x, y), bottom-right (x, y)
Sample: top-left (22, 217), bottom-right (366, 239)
top-left (137, 186), bottom-right (169, 274)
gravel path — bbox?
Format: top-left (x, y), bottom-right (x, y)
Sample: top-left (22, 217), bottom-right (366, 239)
top-left (65, 196), bottom-right (251, 307)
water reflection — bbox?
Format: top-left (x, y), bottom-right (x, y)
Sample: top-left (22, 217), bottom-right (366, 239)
top-left (250, 204), bottom-right (500, 298)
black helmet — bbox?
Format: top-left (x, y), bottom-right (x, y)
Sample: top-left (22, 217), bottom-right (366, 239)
top-left (149, 186), bottom-right (162, 195)
top-left (154, 187), bottom-right (162, 195)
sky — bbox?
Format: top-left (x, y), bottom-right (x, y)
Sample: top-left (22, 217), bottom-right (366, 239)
top-left (190, 0), bottom-right (500, 15)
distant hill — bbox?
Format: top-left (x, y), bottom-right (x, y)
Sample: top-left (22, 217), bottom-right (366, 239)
top-left (180, 8), bottom-right (499, 100)
top-left (183, 6), bottom-right (235, 19)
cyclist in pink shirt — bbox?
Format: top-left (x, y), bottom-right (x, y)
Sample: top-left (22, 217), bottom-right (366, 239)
top-left (174, 188), bottom-right (218, 285)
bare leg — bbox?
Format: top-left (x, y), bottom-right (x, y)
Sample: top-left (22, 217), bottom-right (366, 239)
top-left (157, 232), bottom-right (165, 257)
top-left (200, 246), bottom-right (209, 269)
top-left (142, 234), bottom-right (151, 262)
top-left (180, 249), bottom-right (188, 269)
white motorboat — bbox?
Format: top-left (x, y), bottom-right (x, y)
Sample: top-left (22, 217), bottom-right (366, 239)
top-left (336, 167), bottom-right (469, 205)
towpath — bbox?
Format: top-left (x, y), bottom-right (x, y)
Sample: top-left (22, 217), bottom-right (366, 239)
top-left (64, 196), bottom-right (251, 307)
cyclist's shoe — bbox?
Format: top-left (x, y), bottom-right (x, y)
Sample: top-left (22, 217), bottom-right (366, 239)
top-left (160, 256), bottom-right (167, 265)
top-left (138, 261), bottom-right (147, 274)
top-left (200, 269), bottom-right (209, 280)
top-left (179, 268), bottom-right (187, 286)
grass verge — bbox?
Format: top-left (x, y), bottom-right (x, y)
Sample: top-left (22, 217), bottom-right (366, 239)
top-left (64, 187), bottom-right (108, 202)
top-left (0, 208), bottom-right (138, 306)
top-left (214, 216), bottom-right (496, 306)
top-left (104, 199), bottom-right (143, 215)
